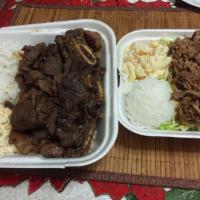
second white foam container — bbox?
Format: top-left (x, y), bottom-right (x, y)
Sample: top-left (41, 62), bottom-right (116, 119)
top-left (117, 29), bottom-right (200, 138)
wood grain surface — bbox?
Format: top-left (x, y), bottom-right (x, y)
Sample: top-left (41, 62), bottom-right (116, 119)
top-left (6, 5), bottom-right (200, 189)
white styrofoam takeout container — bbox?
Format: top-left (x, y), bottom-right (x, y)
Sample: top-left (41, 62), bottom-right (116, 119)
top-left (0, 19), bottom-right (118, 168)
top-left (182, 0), bottom-right (200, 9)
top-left (1, 21), bottom-right (200, 168)
top-left (117, 29), bottom-right (200, 138)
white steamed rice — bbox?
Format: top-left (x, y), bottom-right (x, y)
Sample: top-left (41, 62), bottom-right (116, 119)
top-left (0, 40), bottom-right (22, 156)
top-left (124, 76), bottom-right (176, 128)
top-left (0, 41), bottom-right (21, 105)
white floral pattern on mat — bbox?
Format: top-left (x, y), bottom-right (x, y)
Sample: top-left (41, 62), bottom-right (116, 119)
top-left (127, 0), bottom-right (173, 2)
top-left (164, 188), bottom-right (172, 192)
top-left (0, 180), bottom-right (112, 200)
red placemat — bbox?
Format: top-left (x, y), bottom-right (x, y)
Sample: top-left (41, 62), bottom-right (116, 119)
top-left (2, 1), bottom-right (199, 200)
top-left (0, 0), bottom-right (173, 27)
top-left (1, 173), bottom-right (200, 200)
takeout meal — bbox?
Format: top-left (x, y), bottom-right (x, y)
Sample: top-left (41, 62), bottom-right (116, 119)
top-left (0, 28), bottom-right (104, 157)
top-left (121, 30), bottom-right (200, 131)
top-left (2, 27), bottom-right (200, 158)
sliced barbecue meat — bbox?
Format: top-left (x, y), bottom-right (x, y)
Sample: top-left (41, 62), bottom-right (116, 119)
top-left (40, 44), bottom-right (63, 76)
top-left (20, 43), bottom-right (46, 68)
top-left (40, 142), bottom-right (64, 158)
top-left (59, 73), bottom-right (88, 112)
top-left (64, 29), bottom-right (97, 66)
top-left (35, 94), bottom-right (57, 122)
top-left (192, 30), bottom-right (200, 41)
top-left (31, 129), bottom-right (49, 146)
top-left (11, 89), bottom-right (45, 131)
top-left (24, 70), bottom-right (46, 84)
top-left (35, 79), bottom-right (57, 96)
top-left (83, 30), bottom-right (101, 52)
top-left (9, 28), bottom-right (104, 158)
top-left (9, 131), bottom-right (38, 154)
top-left (55, 35), bottom-right (69, 60)
top-left (195, 51), bottom-right (200, 65)
top-left (10, 130), bottom-right (64, 157)
top-left (11, 99), bottom-right (39, 131)
top-left (63, 59), bottom-right (73, 74)
top-left (15, 75), bottom-right (26, 91)
top-left (40, 56), bottom-right (62, 76)
top-left (46, 108), bottom-right (58, 135)
top-left (4, 101), bottom-right (14, 109)
top-left (55, 72), bottom-right (93, 148)
top-left (63, 147), bottom-right (88, 158)
top-left (56, 120), bottom-right (84, 147)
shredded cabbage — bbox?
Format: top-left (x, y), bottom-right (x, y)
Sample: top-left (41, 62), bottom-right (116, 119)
top-left (159, 119), bottom-right (199, 131)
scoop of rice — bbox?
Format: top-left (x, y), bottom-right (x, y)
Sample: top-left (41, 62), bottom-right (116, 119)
top-left (124, 77), bottom-right (176, 128)
top-left (0, 41), bottom-right (22, 156)
top-left (0, 41), bottom-right (22, 104)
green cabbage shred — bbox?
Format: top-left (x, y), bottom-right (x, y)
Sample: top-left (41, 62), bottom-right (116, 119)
top-left (159, 119), bottom-right (199, 131)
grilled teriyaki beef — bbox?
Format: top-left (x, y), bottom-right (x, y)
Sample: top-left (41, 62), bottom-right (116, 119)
top-left (9, 29), bottom-right (104, 158)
